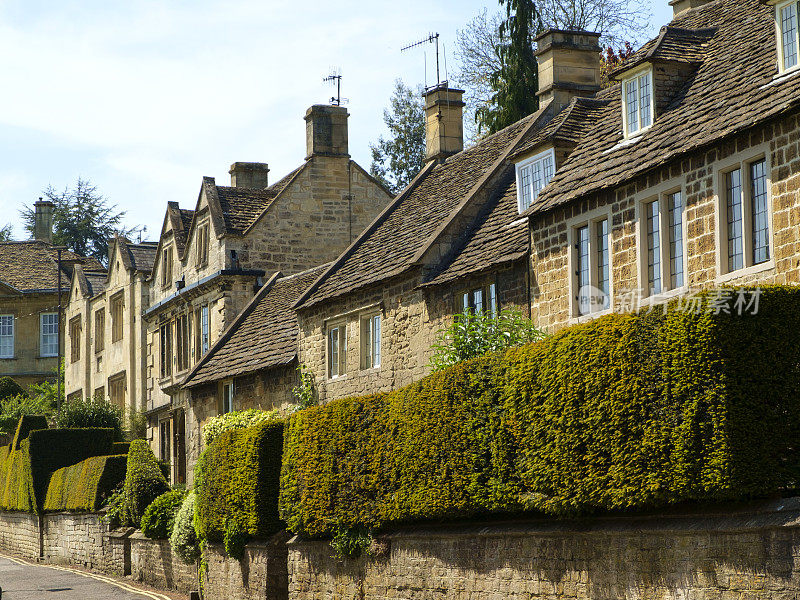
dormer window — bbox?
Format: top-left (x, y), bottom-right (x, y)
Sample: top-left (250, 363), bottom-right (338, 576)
top-left (622, 68), bottom-right (653, 137)
top-left (777, 1), bottom-right (800, 72)
top-left (516, 149), bottom-right (555, 213)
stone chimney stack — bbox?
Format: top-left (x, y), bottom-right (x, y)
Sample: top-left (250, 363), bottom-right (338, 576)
top-left (423, 84), bottom-right (465, 164)
top-left (33, 199), bottom-right (54, 243)
top-left (535, 29), bottom-right (602, 112)
top-left (305, 105), bottom-right (349, 159)
top-left (669, 0), bottom-right (711, 16)
top-left (229, 162), bottom-right (270, 188)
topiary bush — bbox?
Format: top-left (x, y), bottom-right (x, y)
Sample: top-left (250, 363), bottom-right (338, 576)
top-left (195, 420), bottom-right (284, 542)
top-left (202, 409), bottom-right (280, 447)
top-left (223, 518), bottom-right (248, 560)
top-left (122, 440), bottom-right (169, 528)
top-left (279, 287), bottom-right (800, 537)
top-left (54, 398), bottom-right (124, 441)
top-left (141, 489), bottom-right (187, 539)
top-left (43, 454), bottom-right (127, 512)
top-left (170, 491), bottom-right (201, 564)
top-left (0, 377), bottom-right (27, 400)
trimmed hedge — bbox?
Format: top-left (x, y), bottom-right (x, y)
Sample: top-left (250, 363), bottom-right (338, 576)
top-left (12, 415), bottom-right (48, 449)
top-left (195, 420), bottom-right (284, 542)
top-left (112, 442), bottom-right (131, 455)
top-left (141, 489), bottom-right (187, 539)
top-left (279, 287), bottom-right (800, 537)
top-left (43, 455), bottom-right (127, 512)
top-left (122, 440), bottom-right (169, 527)
top-left (0, 377), bottom-right (26, 400)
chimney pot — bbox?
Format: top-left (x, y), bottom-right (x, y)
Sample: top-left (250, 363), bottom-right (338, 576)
top-left (535, 29), bottom-right (602, 112)
top-left (423, 85), bottom-right (465, 164)
top-left (305, 105), bottom-right (349, 159)
top-left (229, 162), bottom-right (270, 188)
top-left (33, 199), bottom-right (54, 243)
top-left (668, 0), bottom-right (712, 16)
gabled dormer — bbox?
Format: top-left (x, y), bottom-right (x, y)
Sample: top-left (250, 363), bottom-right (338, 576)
top-left (610, 26), bottom-right (716, 138)
top-left (764, 0), bottom-right (800, 74)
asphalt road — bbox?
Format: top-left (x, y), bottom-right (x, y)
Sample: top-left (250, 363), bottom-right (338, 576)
top-left (0, 554), bottom-right (178, 600)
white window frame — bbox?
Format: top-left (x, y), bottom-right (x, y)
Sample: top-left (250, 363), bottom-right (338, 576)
top-left (460, 283), bottom-right (498, 317)
top-left (220, 379), bottom-right (234, 414)
top-left (636, 182), bottom-right (688, 300)
top-left (567, 207), bottom-right (614, 320)
top-left (776, 0), bottom-right (800, 74)
top-left (40, 312), bottom-right (59, 358)
top-left (327, 322), bottom-right (347, 380)
top-left (360, 313), bottom-right (382, 371)
top-left (621, 65), bottom-right (654, 139)
top-left (515, 148), bottom-right (556, 214)
top-left (715, 146), bottom-right (775, 282)
top-left (0, 315), bottom-right (14, 359)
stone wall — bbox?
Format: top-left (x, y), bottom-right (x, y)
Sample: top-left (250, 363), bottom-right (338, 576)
top-left (42, 511), bottom-right (109, 569)
top-left (0, 511), bottom-right (39, 558)
top-left (204, 534), bottom-right (290, 600)
top-left (530, 110), bottom-right (800, 331)
top-left (288, 499), bottom-right (800, 600)
top-left (130, 532), bottom-right (197, 593)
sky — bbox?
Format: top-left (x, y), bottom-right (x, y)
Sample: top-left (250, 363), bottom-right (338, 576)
top-left (0, 0), bottom-right (673, 242)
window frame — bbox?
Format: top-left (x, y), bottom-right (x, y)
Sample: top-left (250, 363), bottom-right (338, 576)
top-left (69, 315), bottom-right (82, 363)
top-left (175, 313), bottom-right (190, 373)
top-left (161, 246), bottom-right (173, 289)
top-left (515, 148), bottom-right (556, 214)
top-left (194, 305), bottom-right (209, 362)
top-left (776, 0), bottom-right (800, 74)
top-left (94, 308), bottom-right (105, 353)
top-left (110, 293), bottom-right (124, 343)
top-left (40, 312), bottom-right (59, 358)
top-left (715, 148), bottom-right (774, 282)
top-left (159, 320), bottom-right (173, 379)
top-left (568, 208), bottom-right (614, 319)
top-left (108, 372), bottom-right (126, 410)
top-left (220, 379), bottom-right (234, 414)
top-left (459, 283), bottom-right (499, 317)
top-left (326, 321), bottom-right (347, 380)
top-left (637, 185), bottom-right (688, 299)
top-left (360, 312), bottom-right (382, 371)
top-left (196, 222), bottom-right (210, 268)
top-left (621, 65), bottom-right (655, 139)
top-left (0, 314), bottom-right (14, 359)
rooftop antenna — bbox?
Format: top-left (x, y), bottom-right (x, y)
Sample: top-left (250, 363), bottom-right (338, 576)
top-left (402, 33), bottom-right (443, 90)
top-left (323, 68), bottom-right (347, 106)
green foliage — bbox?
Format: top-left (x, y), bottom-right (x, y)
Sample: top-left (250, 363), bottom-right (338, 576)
top-left (112, 442), bottom-right (130, 455)
top-left (369, 79), bottom-right (425, 194)
top-left (54, 397), bottom-right (124, 442)
top-left (202, 409), bottom-right (281, 447)
top-left (280, 287), bottom-right (800, 537)
top-left (223, 518), bottom-right (248, 561)
top-left (430, 308), bottom-right (547, 371)
top-left (171, 491), bottom-right (201, 564)
top-left (125, 409), bottom-right (147, 441)
top-left (292, 365), bottom-right (317, 410)
top-left (476, 0), bottom-right (541, 134)
top-left (0, 224), bottom-right (13, 242)
top-left (21, 178), bottom-right (143, 265)
top-left (43, 455), bottom-right (127, 512)
top-left (122, 440), bottom-right (170, 528)
top-left (11, 415), bottom-right (48, 449)
top-left (0, 378), bottom-right (26, 400)
top-left (195, 421), bottom-right (284, 542)
top-left (26, 378), bottom-right (60, 414)
top-left (102, 483), bottom-right (126, 529)
top-left (330, 526), bottom-right (372, 560)
top-left (141, 489), bottom-right (187, 539)
top-left (0, 395), bottom-right (54, 437)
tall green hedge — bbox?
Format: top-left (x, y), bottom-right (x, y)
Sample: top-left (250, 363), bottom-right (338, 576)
top-left (195, 420), bottom-right (284, 542)
top-left (43, 455), bottom-right (127, 512)
top-left (122, 440), bottom-right (169, 528)
top-left (280, 287), bottom-right (800, 537)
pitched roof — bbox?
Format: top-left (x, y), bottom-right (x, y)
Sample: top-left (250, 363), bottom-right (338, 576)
top-left (184, 264), bottom-right (327, 387)
top-left (609, 26), bottom-right (717, 78)
top-left (422, 172), bottom-right (528, 287)
top-left (83, 271), bottom-right (107, 297)
top-left (0, 241), bottom-right (93, 293)
top-left (297, 110), bottom-right (542, 308)
top-left (528, 0), bottom-right (800, 216)
top-left (115, 237), bottom-right (158, 273)
top-left (213, 165), bottom-right (305, 236)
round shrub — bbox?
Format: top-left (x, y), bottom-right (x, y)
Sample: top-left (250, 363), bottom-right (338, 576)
top-left (170, 491), bottom-right (200, 564)
top-left (141, 489), bottom-right (187, 539)
top-left (122, 440), bottom-right (169, 528)
top-left (54, 397), bottom-right (124, 441)
top-left (0, 377), bottom-right (27, 400)
top-left (202, 409), bottom-right (280, 447)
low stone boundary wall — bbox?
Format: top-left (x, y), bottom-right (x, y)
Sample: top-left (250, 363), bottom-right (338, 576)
top-left (42, 511), bottom-right (109, 569)
top-left (0, 511), bottom-right (39, 559)
top-left (204, 533), bottom-right (290, 600)
top-left (288, 499), bottom-right (800, 600)
top-left (130, 532), bottom-right (197, 594)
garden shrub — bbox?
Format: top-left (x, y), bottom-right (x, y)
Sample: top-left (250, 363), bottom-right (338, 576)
top-left (223, 518), bottom-right (248, 560)
top-left (195, 420), bottom-right (284, 542)
top-left (279, 287), bottom-right (800, 537)
top-left (170, 491), bottom-right (200, 563)
top-left (0, 377), bottom-right (26, 400)
top-left (43, 454), bottom-right (127, 512)
top-left (122, 440), bottom-right (169, 527)
top-left (54, 398), bottom-right (124, 441)
top-left (141, 489), bottom-right (187, 539)
top-left (202, 409), bottom-right (280, 447)
top-left (0, 397), bottom-right (54, 437)
top-left (12, 415), bottom-right (48, 449)
top-left (112, 442), bottom-right (130, 455)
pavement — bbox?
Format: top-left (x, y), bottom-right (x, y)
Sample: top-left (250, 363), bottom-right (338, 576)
top-left (0, 553), bottom-right (185, 600)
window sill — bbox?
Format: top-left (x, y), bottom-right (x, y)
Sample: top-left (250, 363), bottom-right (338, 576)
top-left (762, 65), bottom-right (800, 89)
top-left (603, 129), bottom-right (650, 155)
top-left (0, 357), bottom-right (16, 361)
top-left (716, 260), bottom-right (775, 284)
top-left (569, 307), bottom-right (613, 325)
top-left (640, 286), bottom-right (689, 306)
top-left (39, 355), bottom-right (58, 360)
top-left (360, 365), bottom-right (381, 373)
top-left (327, 374), bottom-right (348, 382)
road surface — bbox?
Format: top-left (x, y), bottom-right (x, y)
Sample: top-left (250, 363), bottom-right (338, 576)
top-left (0, 553), bottom-right (180, 599)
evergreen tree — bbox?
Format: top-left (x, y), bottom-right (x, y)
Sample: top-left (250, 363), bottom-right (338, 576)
top-left (475, 0), bottom-right (542, 135)
top-left (369, 80), bottom-right (426, 195)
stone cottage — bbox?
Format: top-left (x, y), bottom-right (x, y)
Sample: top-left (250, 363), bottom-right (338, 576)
top-left (143, 103), bottom-right (391, 483)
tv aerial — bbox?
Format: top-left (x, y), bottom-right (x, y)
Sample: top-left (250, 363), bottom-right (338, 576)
top-left (402, 32), bottom-right (447, 90)
top-left (323, 68), bottom-right (348, 106)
